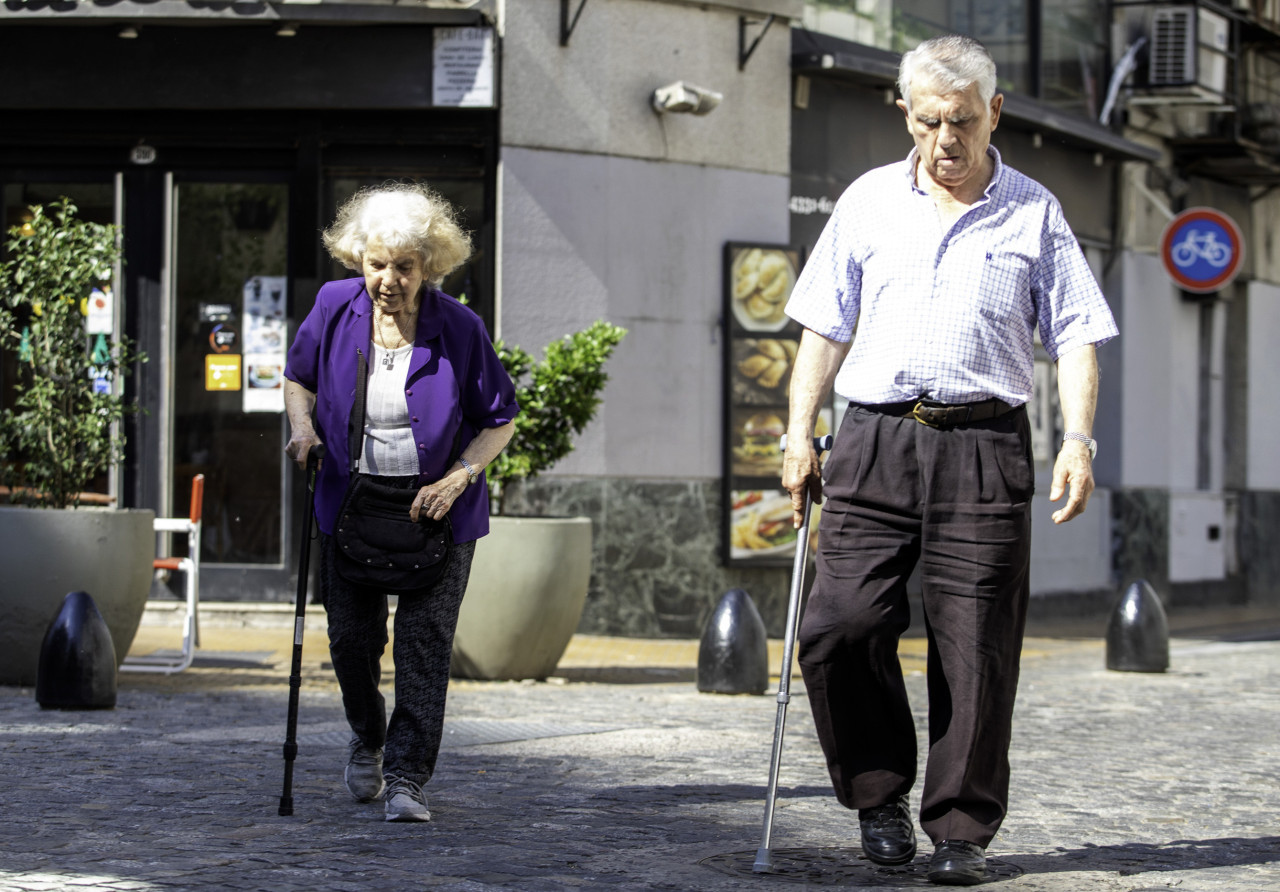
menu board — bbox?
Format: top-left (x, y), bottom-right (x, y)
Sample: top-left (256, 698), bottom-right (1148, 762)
top-left (722, 243), bottom-right (832, 567)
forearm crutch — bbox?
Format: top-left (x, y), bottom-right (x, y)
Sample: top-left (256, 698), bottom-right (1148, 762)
top-left (278, 444), bottom-right (324, 817)
top-left (754, 434), bottom-right (833, 873)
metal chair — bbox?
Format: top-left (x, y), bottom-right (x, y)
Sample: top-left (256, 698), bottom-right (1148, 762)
top-left (122, 474), bottom-right (204, 674)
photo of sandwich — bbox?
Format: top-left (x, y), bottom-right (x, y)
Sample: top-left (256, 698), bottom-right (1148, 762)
top-left (731, 410), bottom-right (787, 477)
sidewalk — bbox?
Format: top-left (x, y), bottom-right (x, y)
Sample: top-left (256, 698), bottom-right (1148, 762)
top-left (1, 604), bottom-right (1277, 891)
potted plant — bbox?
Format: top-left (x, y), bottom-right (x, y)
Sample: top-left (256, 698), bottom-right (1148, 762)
top-left (0, 199), bottom-right (153, 686)
top-left (450, 320), bottom-right (626, 681)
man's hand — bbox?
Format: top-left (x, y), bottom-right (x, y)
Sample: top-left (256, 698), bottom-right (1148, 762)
top-left (782, 439), bottom-right (823, 529)
top-left (1049, 439), bottom-right (1094, 524)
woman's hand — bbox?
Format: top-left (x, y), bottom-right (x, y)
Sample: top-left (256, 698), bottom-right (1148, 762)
top-left (284, 431), bottom-right (324, 470)
top-left (410, 470), bottom-right (469, 523)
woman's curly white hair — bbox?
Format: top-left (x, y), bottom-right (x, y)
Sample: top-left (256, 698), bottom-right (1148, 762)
top-left (322, 183), bottom-right (472, 286)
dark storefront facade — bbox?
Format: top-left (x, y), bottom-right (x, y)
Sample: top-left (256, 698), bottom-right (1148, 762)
top-left (1, 10), bottom-right (498, 599)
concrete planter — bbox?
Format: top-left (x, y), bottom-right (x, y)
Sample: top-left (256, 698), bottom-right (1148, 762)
top-left (0, 506), bottom-right (155, 686)
top-left (451, 515), bottom-right (592, 681)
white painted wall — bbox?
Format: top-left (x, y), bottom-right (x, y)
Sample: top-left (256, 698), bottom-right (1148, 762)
top-left (501, 0), bottom-right (794, 174)
top-left (1118, 252), bottom-right (1205, 490)
top-left (1248, 280), bottom-right (1280, 490)
top-left (1029, 490), bottom-right (1112, 594)
top-left (500, 147), bottom-right (790, 478)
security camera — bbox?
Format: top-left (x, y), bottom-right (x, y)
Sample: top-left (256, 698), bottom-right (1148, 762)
top-left (651, 81), bottom-right (723, 116)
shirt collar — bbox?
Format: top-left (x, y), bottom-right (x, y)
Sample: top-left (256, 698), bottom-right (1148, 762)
top-left (904, 145), bottom-right (1004, 198)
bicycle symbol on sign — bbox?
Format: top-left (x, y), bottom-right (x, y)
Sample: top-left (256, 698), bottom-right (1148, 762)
top-left (1171, 228), bottom-right (1232, 269)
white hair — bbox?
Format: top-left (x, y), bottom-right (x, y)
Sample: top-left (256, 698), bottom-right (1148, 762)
top-left (322, 183), bottom-right (472, 286)
top-left (898, 35), bottom-right (997, 112)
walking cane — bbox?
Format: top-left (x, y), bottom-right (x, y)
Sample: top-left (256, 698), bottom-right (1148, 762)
top-left (278, 443), bottom-right (325, 817)
top-left (754, 433), bottom-right (833, 873)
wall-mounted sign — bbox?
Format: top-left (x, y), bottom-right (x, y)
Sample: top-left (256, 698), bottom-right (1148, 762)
top-left (433, 27), bottom-right (495, 108)
top-left (242, 276), bottom-right (287, 412)
top-left (722, 242), bottom-right (830, 568)
top-left (1160, 207), bottom-right (1244, 294)
top-left (206, 354), bottom-right (242, 391)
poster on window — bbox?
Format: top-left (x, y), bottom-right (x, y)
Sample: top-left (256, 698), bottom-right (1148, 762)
top-left (242, 276), bottom-right (287, 412)
top-left (722, 242), bottom-right (830, 567)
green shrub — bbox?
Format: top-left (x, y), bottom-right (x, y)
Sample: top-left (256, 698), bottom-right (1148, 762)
top-left (0, 200), bottom-right (144, 507)
top-left (488, 320), bottom-right (627, 514)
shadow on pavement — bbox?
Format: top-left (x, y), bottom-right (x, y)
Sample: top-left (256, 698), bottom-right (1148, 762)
top-left (1002, 835), bottom-right (1280, 876)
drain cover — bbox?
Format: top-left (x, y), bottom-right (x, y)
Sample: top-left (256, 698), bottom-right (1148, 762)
top-left (700, 848), bottom-right (1023, 886)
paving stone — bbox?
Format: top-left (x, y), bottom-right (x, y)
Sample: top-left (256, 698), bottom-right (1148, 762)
top-left (2, 627), bottom-right (1278, 890)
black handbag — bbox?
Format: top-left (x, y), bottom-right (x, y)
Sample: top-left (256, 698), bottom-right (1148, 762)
top-left (333, 348), bottom-right (454, 593)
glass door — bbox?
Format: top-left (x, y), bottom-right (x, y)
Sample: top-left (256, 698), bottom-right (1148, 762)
top-left (168, 179), bottom-right (290, 566)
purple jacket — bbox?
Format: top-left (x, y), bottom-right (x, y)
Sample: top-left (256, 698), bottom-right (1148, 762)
top-left (284, 278), bottom-right (518, 541)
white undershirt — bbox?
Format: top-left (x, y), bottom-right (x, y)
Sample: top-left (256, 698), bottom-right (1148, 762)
top-left (360, 343), bottom-right (418, 476)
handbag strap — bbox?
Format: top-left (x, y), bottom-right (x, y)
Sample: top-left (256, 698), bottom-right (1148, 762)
top-left (348, 348), bottom-right (369, 474)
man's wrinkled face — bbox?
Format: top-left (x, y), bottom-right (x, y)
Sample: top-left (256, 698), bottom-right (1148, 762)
top-left (897, 80), bottom-right (1002, 194)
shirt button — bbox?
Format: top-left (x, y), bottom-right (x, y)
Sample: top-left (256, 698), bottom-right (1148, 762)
top-left (419, 443), bottom-right (426, 450)
top-left (406, 390), bottom-right (413, 396)
top-left (412, 416), bottom-right (420, 422)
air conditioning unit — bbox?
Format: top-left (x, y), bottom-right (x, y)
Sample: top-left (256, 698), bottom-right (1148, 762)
top-left (1148, 5), bottom-right (1230, 101)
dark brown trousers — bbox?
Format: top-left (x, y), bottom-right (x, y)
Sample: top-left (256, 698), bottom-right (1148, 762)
top-left (797, 403), bottom-right (1033, 848)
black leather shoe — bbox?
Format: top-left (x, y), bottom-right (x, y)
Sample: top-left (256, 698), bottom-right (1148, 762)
top-left (928, 840), bottom-right (986, 885)
top-left (857, 796), bottom-right (916, 865)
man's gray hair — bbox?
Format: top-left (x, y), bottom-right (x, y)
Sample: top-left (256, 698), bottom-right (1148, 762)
top-left (898, 35), bottom-right (997, 112)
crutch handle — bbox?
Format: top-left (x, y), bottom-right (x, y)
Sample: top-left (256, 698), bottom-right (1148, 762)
top-left (306, 443), bottom-right (326, 470)
top-left (779, 434), bottom-right (833, 454)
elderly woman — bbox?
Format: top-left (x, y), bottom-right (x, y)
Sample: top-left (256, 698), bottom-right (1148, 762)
top-left (284, 183), bottom-right (517, 822)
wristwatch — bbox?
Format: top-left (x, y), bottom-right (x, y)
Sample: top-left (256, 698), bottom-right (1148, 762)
top-left (1063, 431), bottom-right (1097, 461)
top-left (458, 457), bottom-right (478, 486)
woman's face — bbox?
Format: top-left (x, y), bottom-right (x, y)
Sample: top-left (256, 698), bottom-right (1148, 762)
top-left (362, 239), bottom-right (426, 315)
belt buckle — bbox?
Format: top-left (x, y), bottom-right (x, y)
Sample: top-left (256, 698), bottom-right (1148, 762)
top-left (911, 401), bottom-right (942, 428)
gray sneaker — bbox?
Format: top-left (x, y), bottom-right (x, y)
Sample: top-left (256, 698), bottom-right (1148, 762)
top-left (344, 737), bottom-right (385, 802)
top-left (384, 775), bottom-right (430, 822)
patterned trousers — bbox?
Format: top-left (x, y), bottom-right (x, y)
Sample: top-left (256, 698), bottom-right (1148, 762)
top-left (320, 530), bottom-right (476, 786)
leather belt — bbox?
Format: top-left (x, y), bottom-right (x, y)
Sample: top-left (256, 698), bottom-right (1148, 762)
top-left (855, 397), bottom-right (1017, 429)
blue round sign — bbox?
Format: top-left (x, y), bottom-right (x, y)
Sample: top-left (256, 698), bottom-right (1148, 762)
top-left (1160, 207), bottom-right (1244, 294)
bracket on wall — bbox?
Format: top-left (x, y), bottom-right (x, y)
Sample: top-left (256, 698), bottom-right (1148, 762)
top-left (561, 0), bottom-right (589, 47)
top-left (738, 14), bottom-right (776, 71)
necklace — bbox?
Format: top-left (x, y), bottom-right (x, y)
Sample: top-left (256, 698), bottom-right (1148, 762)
top-left (373, 309), bottom-right (417, 367)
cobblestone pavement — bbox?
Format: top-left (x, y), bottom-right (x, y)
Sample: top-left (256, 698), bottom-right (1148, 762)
top-left (2, 612), bottom-right (1277, 891)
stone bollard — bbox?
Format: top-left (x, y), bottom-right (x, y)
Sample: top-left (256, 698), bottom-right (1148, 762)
top-left (36, 591), bottom-right (118, 709)
top-left (1105, 579), bottom-right (1170, 673)
top-left (696, 588), bottom-right (769, 695)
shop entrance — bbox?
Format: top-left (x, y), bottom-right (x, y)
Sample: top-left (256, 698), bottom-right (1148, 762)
top-left (1, 103), bottom-right (497, 601)
top-left (3, 175), bottom-right (293, 577)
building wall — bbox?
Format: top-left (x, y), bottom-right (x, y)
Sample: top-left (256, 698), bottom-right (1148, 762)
top-left (496, 1), bottom-right (801, 634)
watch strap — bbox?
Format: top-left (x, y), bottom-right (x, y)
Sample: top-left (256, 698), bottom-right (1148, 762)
top-left (1063, 431), bottom-right (1097, 460)
top-left (458, 457), bottom-right (477, 485)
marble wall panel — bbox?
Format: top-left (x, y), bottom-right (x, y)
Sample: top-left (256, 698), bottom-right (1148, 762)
top-left (1239, 490), bottom-right (1280, 605)
top-left (504, 477), bottom-right (793, 638)
top-left (1112, 488), bottom-right (1170, 593)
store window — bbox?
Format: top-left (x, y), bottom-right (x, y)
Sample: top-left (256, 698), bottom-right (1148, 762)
top-left (801, 1), bottom-right (1108, 118)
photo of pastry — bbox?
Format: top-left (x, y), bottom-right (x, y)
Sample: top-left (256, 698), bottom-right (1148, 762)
top-left (729, 247), bottom-right (796, 332)
top-left (732, 337), bottom-right (798, 405)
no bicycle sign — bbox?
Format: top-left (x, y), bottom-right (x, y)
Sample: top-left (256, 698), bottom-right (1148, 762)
top-left (1160, 207), bottom-right (1244, 294)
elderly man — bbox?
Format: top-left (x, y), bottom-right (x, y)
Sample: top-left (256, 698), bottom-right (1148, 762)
top-left (782, 35), bottom-right (1117, 886)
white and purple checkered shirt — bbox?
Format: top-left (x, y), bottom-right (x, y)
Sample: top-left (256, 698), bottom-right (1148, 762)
top-left (786, 146), bottom-right (1118, 406)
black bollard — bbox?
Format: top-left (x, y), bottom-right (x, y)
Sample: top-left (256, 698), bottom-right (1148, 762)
top-left (1105, 580), bottom-right (1170, 673)
top-left (697, 588), bottom-right (769, 695)
top-left (36, 591), bottom-right (118, 709)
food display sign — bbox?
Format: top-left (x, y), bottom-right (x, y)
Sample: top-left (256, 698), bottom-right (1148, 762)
top-left (722, 242), bottom-right (832, 567)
